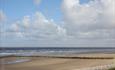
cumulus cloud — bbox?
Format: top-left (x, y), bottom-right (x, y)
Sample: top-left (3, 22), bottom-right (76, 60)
top-left (62, 0), bottom-right (115, 38)
top-left (22, 16), bottom-right (30, 28)
top-left (5, 12), bottom-right (66, 40)
top-left (33, 12), bottom-right (66, 37)
top-left (33, 0), bottom-right (41, 5)
top-left (0, 10), bottom-right (6, 22)
top-left (11, 22), bottom-right (20, 32)
top-left (1, 0), bottom-right (115, 47)
top-left (0, 11), bottom-right (68, 47)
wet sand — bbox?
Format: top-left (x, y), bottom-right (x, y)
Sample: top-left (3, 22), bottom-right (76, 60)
top-left (0, 53), bottom-right (115, 70)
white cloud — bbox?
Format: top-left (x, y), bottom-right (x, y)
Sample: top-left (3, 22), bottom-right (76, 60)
top-left (62, 0), bottom-right (115, 37)
top-left (0, 10), bottom-right (6, 22)
top-left (1, 0), bottom-right (115, 47)
top-left (33, 12), bottom-right (61, 33)
top-left (22, 16), bottom-right (30, 28)
top-left (60, 0), bottom-right (115, 47)
top-left (6, 11), bottom-right (66, 40)
top-left (33, 0), bottom-right (41, 5)
top-left (11, 22), bottom-right (20, 32)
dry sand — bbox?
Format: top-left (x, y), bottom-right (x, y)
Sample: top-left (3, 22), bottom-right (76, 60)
top-left (0, 53), bottom-right (115, 70)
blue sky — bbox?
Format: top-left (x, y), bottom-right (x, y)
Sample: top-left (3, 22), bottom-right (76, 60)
top-left (0, 0), bottom-right (90, 24)
top-left (0, 0), bottom-right (115, 47)
top-left (0, 0), bottom-right (62, 23)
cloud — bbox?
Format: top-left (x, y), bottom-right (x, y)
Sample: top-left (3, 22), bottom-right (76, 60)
top-left (1, 0), bottom-right (115, 47)
top-left (33, 0), bottom-right (41, 5)
top-left (0, 10), bottom-right (6, 22)
top-left (11, 22), bottom-right (20, 32)
top-left (60, 0), bottom-right (115, 47)
top-left (33, 12), bottom-right (65, 36)
top-left (5, 11), bottom-right (66, 40)
top-left (0, 11), bottom-right (68, 47)
top-left (62, 0), bottom-right (115, 37)
top-left (22, 16), bottom-right (30, 28)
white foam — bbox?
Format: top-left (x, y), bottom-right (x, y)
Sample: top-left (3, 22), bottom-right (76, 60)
top-left (1, 59), bottom-right (30, 64)
top-left (0, 53), bottom-right (13, 57)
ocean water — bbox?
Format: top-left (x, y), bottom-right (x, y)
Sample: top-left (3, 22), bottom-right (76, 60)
top-left (0, 47), bottom-right (115, 57)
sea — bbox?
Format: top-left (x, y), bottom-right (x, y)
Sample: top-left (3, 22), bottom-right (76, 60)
top-left (0, 47), bottom-right (115, 57)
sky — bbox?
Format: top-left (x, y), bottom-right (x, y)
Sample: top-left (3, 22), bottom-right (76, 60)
top-left (0, 0), bottom-right (115, 47)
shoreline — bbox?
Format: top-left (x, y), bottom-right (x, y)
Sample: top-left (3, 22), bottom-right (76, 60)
top-left (0, 53), bottom-right (115, 70)
top-left (1, 53), bottom-right (115, 59)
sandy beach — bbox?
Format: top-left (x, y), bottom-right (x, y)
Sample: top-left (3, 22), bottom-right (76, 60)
top-left (0, 53), bottom-right (115, 70)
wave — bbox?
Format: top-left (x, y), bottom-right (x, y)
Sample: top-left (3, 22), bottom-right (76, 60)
top-left (0, 59), bottom-right (30, 64)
